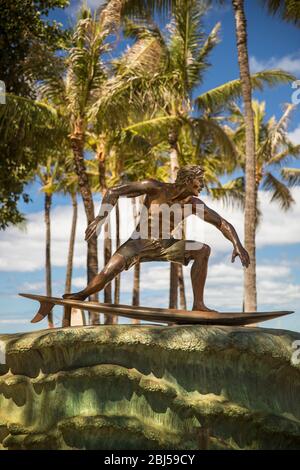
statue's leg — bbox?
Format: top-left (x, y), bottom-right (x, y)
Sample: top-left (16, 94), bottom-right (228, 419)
top-left (63, 253), bottom-right (126, 301)
top-left (186, 242), bottom-right (216, 312)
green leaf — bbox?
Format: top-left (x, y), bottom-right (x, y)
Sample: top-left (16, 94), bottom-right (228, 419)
top-left (281, 168), bottom-right (300, 186)
top-left (196, 70), bottom-right (296, 111)
top-left (262, 171), bottom-right (295, 210)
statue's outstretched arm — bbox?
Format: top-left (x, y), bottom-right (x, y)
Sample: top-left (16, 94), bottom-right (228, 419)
top-left (85, 179), bottom-right (160, 241)
top-left (192, 197), bottom-right (250, 268)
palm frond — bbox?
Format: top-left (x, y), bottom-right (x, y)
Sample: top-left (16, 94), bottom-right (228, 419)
top-left (262, 171), bottom-right (295, 210)
top-left (192, 117), bottom-right (237, 158)
top-left (281, 168), bottom-right (300, 186)
top-left (89, 21), bottom-right (170, 122)
top-left (269, 103), bottom-right (295, 152)
top-left (260, 0), bottom-right (300, 27)
top-left (38, 75), bottom-right (67, 107)
top-left (98, 0), bottom-right (124, 33)
top-left (116, 19), bottom-right (167, 76)
top-left (268, 143), bottom-right (300, 166)
top-left (118, 0), bottom-right (176, 19)
top-left (197, 22), bottom-right (221, 64)
top-left (123, 114), bottom-right (182, 146)
top-left (66, 11), bottom-right (109, 116)
top-left (196, 70), bottom-right (296, 111)
top-left (0, 94), bottom-right (68, 158)
top-left (259, 103), bottom-right (298, 164)
top-left (167, 0), bottom-right (212, 93)
top-left (209, 176), bottom-right (245, 209)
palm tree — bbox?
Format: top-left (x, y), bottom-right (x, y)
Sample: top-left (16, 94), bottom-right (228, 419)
top-left (93, 1), bottom-right (293, 314)
top-left (56, 156), bottom-right (80, 295)
top-left (2, 1), bottom-right (296, 318)
top-left (101, 0), bottom-right (295, 317)
top-left (0, 8), bottom-right (111, 323)
top-left (38, 8), bottom-right (115, 323)
top-left (226, 99), bottom-right (300, 221)
top-left (50, 156), bottom-right (88, 326)
top-left (110, 150), bottom-right (125, 309)
top-left (162, 2), bottom-right (220, 309)
top-left (85, 134), bottom-right (118, 324)
top-left (231, 0), bottom-right (258, 312)
top-left (131, 196), bottom-right (141, 323)
top-left (103, 3), bottom-right (293, 310)
top-left (222, 99), bottom-right (299, 319)
top-left (36, 156), bottom-right (62, 328)
top-left (260, 0), bottom-right (300, 26)
top-left (57, 9), bottom-right (108, 309)
top-left (96, 7), bottom-right (230, 309)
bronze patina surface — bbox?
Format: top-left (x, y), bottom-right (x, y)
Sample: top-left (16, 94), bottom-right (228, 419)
top-left (63, 165), bottom-right (250, 313)
top-left (19, 293), bottom-right (294, 326)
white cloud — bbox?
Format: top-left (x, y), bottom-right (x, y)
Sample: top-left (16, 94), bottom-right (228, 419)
top-left (72, 276), bottom-right (87, 289)
top-left (0, 204), bottom-right (88, 272)
top-left (86, 0), bottom-right (106, 8)
top-left (250, 53), bottom-right (300, 75)
top-left (0, 319), bottom-right (28, 324)
top-left (20, 281), bottom-right (45, 291)
top-left (289, 125), bottom-right (300, 145)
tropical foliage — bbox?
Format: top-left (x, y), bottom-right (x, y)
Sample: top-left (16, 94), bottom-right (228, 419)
top-left (1, 0), bottom-right (299, 325)
top-left (261, 0), bottom-right (300, 26)
top-left (225, 100), bottom-right (300, 214)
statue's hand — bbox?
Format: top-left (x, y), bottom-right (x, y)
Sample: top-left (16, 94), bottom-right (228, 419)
top-left (231, 245), bottom-right (250, 268)
top-left (85, 216), bottom-right (102, 242)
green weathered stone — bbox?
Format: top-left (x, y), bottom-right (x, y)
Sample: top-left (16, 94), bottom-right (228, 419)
top-left (0, 324), bottom-right (299, 450)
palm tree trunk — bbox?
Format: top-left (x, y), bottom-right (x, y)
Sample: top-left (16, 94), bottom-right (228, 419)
top-left (103, 220), bottom-right (113, 314)
top-left (45, 193), bottom-right (54, 328)
top-left (132, 263), bottom-right (141, 306)
top-left (70, 130), bottom-right (99, 325)
top-left (178, 264), bottom-right (186, 310)
top-left (65, 192), bottom-right (78, 294)
top-left (178, 218), bottom-right (187, 310)
top-left (232, 0), bottom-right (257, 312)
top-left (132, 197), bottom-right (141, 324)
top-left (169, 264), bottom-right (178, 309)
top-left (132, 263), bottom-right (141, 325)
top-left (65, 192), bottom-right (86, 326)
top-left (169, 145), bottom-right (180, 178)
top-left (114, 200), bottom-right (121, 305)
top-left (97, 145), bottom-right (115, 325)
top-left (168, 129), bottom-right (180, 309)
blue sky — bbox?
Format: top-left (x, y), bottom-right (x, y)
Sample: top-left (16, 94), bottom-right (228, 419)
top-left (0, 0), bottom-right (299, 334)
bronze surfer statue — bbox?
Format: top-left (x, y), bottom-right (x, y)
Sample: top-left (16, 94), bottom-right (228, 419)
top-left (63, 165), bottom-right (250, 312)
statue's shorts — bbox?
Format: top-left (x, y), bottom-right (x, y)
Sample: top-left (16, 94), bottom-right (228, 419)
top-left (114, 237), bottom-right (202, 270)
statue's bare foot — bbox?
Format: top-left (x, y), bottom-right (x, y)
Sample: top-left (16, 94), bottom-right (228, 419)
top-left (63, 292), bottom-right (87, 301)
top-left (192, 304), bottom-right (217, 313)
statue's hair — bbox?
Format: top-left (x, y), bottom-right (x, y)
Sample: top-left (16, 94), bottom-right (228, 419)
top-left (175, 165), bottom-right (204, 186)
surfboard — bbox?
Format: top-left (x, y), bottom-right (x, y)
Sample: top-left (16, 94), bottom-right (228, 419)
top-left (19, 293), bottom-right (294, 327)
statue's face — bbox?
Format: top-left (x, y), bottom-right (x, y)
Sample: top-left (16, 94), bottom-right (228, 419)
top-left (190, 176), bottom-right (204, 196)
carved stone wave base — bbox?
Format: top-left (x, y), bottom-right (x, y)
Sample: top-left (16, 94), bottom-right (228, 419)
top-left (0, 325), bottom-right (300, 450)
